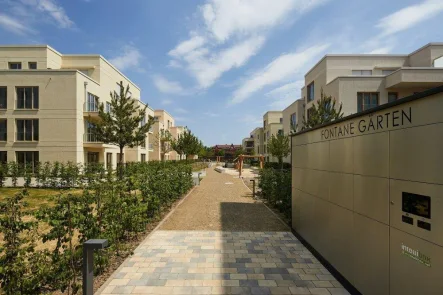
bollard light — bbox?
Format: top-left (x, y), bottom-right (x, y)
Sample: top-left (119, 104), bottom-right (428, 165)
top-left (198, 173), bottom-right (202, 185)
top-left (250, 179), bottom-right (256, 198)
top-left (83, 239), bottom-right (108, 295)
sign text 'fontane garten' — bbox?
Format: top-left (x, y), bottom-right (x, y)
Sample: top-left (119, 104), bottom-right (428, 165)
top-left (320, 107), bottom-right (413, 140)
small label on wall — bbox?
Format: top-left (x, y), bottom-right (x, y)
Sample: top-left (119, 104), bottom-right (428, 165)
top-left (401, 243), bottom-right (431, 267)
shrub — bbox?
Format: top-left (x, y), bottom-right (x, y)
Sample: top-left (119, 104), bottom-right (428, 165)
top-left (258, 168), bottom-right (292, 220)
top-left (0, 162), bottom-right (8, 187)
top-left (264, 162), bottom-right (291, 169)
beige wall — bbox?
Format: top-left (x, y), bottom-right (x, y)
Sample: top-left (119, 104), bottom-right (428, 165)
top-left (150, 110), bottom-right (175, 161)
top-left (292, 90), bottom-right (443, 295)
top-left (250, 127), bottom-right (263, 155)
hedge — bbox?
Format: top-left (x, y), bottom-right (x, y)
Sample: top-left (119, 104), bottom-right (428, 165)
top-left (258, 168), bottom-right (292, 220)
top-left (0, 161), bottom-right (194, 294)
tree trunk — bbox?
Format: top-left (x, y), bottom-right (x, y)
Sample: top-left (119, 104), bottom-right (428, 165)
top-left (118, 146), bottom-right (124, 180)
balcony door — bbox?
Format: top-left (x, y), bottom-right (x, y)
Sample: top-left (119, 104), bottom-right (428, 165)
top-left (87, 152), bottom-right (99, 163)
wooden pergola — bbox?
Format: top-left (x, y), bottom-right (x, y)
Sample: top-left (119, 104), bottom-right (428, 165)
top-left (235, 154), bottom-right (265, 177)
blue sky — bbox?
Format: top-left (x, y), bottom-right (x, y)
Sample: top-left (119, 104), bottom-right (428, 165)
top-left (1, 0), bottom-right (443, 146)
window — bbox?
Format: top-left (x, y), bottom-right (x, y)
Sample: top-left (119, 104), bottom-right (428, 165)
top-left (307, 82), bottom-right (315, 102)
top-left (357, 92), bottom-right (379, 112)
top-left (279, 118), bottom-right (283, 123)
top-left (87, 152), bottom-right (99, 163)
top-left (278, 129), bottom-right (283, 136)
top-left (267, 131), bottom-right (270, 138)
top-left (141, 154), bottom-right (146, 162)
top-left (382, 70), bottom-right (395, 75)
top-left (0, 151), bottom-right (6, 163)
top-left (28, 62), bottom-right (37, 70)
top-left (141, 136), bottom-right (146, 148)
top-left (141, 115), bottom-right (146, 126)
top-left (16, 151), bottom-right (39, 172)
top-left (433, 56), bottom-right (443, 67)
top-left (106, 153), bottom-right (112, 168)
top-left (0, 120), bottom-right (6, 141)
top-left (149, 143), bottom-right (153, 150)
top-left (0, 87), bottom-right (6, 109)
top-left (263, 120), bottom-right (266, 128)
top-left (388, 92), bottom-right (398, 103)
top-left (16, 87), bottom-right (39, 109)
top-left (86, 93), bottom-right (99, 112)
top-left (352, 70), bottom-right (372, 76)
top-left (106, 102), bottom-right (111, 113)
top-left (154, 116), bottom-right (159, 122)
top-left (307, 108), bottom-right (314, 121)
top-left (16, 119), bottom-right (38, 141)
top-left (9, 62), bottom-right (22, 70)
top-left (264, 133), bottom-right (266, 141)
top-left (290, 113), bottom-right (297, 129)
top-left (257, 146), bottom-right (260, 154)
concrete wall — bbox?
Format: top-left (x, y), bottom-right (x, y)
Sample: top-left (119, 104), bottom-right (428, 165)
top-left (291, 89), bottom-right (443, 295)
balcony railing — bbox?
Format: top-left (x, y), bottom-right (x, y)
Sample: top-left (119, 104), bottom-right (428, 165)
top-left (84, 102), bottom-right (99, 112)
top-left (84, 133), bottom-right (101, 143)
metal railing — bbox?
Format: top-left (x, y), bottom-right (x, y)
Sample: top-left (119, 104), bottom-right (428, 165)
top-left (84, 133), bottom-right (101, 143)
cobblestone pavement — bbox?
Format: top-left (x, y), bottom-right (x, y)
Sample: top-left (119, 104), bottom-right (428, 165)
top-left (97, 169), bottom-right (350, 294)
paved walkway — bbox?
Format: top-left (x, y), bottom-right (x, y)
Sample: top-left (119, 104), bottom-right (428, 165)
top-left (97, 168), bottom-right (350, 295)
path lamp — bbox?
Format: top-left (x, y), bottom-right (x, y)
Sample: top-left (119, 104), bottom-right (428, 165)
top-left (250, 179), bottom-right (256, 198)
top-left (83, 239), bottom-right (108, 295)
top-left (198, 172), bottom-right (202, 185)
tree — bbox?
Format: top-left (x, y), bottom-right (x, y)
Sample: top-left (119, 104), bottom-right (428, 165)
top-left (268, 133), bottom-right (290, 168)
top-left (156, 129), bottom-right (173, 161)
top-left (299, 89), bottom-right (343, 131)
top-left (235, 146), bottom-right (245, 158)
top-left (172, 130), bottom-right (203, 161)
top-left (91, 81), bottom-right (154, 178)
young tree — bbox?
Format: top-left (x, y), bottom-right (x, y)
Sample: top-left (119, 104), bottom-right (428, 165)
top-left (156, 129), bottom-right (173, 161)
top-left (182, 132), bottom-right (202, 160)
top-left (268, 133), bottom-right (290, 168)
top-left (235, 146), bottom-right (245, 158)
top-left (91, 81), bottom-right (154, 178)
top-left (299, 90), bottom-right (343, 131)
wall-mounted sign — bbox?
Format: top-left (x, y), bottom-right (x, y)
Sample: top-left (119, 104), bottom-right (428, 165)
top-left (402, 192), bottom-right (431, 219)
top-left (401, 243), bottom-right (431, 267)
top-left (320, 107), bottom-right (412, 140)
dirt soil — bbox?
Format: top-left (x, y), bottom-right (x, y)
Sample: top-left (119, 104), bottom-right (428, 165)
top-left (160, 168), bottom-right (288, 231)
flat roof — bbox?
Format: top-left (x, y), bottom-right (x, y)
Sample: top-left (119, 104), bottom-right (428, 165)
top-left (291, 84), bottom-right (443, 137)
top-left (282, 98), bottom-right (303, 111)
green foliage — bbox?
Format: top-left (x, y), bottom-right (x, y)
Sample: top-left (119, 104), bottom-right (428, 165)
top-left (235, 146), bottom-right (245, 158)
top-left (267, 134), bottom-right (290, 167)
top-left (92, 82), bottom-right (154, 177)
top-left (0, 161), bottom-right (194, 294)
top-left (258, 168), bottom-right (292, 220)
top-left (8, 162), bottom-right (19, 187)
top-left (0, 190), bottom-right (51, 294)
top-left (301, 90), bottom-right (344, 130)
top-left (0, 162), bottom-right (8, 187)
top-left (171, 130), bottom-right (203, 160)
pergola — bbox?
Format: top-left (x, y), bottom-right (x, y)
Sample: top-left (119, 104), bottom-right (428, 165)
top-left (235, 154), bottom-right (265, 177)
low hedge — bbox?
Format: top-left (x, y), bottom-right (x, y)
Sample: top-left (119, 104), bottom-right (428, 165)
top-left (258, 168), bottom-right (292, 220)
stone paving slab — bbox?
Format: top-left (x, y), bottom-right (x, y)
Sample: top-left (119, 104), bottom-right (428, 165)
top-left (97, 231), bottom-right (350, 295)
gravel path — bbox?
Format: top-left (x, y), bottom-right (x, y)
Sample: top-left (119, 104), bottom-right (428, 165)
top-left (159, 168), bottom-right (288, 232)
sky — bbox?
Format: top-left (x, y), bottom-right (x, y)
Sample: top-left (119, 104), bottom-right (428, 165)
top-left (1, 0), bottom-right (443, 146)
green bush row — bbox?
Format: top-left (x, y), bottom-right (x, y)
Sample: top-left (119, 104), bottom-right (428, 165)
top-left (258, 168), bottom-right (292, 220)
top-left (0, 161), bottom-right (194, 294)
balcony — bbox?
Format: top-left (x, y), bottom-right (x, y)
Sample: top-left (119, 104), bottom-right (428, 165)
top-left (83, 99), bottom-right (100, 118)
top-left (386, 68), bottom-right (443, 88)
top-left (83, 133), bottom-right (103, 147)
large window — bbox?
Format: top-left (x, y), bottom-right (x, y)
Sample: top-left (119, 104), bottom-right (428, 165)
top-left (86, 93), bottom-right (99, 112)
top-left (106, 153), bottom-right (112, 168)
top-left (352, 70), bottom-right (372, 76)
top-left (141, 154), bottom-right (146, 162)
top-left (9, 62), bottom-right (22, 70)
top-left (0, 151), bottom-right (6, 163)
top-left (16, 151), bottom-right (39, 172)
top-left (388, 92), bottom-right (398, 103)
top-left (17, 87), bottom-right (39, 109)
top-left (0, 87), bottom-right (6, 109)
top-left (307, 82), bottom-right (315, 102)
top-left (0, 120), bottom-right (6, 141)
top-left (357, 92), bottom-right (379, 112)
top-left (87, 152), bottom-right (99, 163)
top-left (290, 113), bottom-right (297, 129)
top-left (382, 70), bottom-right (395, 75)
top-left (279, 118), bottom-right (283, 123)
top-left (16, 119), bottom-right (39, 141)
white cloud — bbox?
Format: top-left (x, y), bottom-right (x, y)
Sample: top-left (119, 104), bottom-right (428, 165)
top-left (200, 0), bottom-right (328, 42)
top-left (168, 0), bottom-right (329, 89)
top-left (0, 14), bottom-right (35, 35)
top-left (204, 111), bottom-right (220, 117)
top-left (266, 80), bottom-right (304, 109)
top-left (187, 35), bottom-right (265, 88)
top-left (230, 43), bottom-right (330, 104)
top-left (377, 0), bottom-right (443, 37)
top-left (239, 114), bottom-right (262, 125)
top-left (109, 45), bottom-right (143, 72)
top-left (36, 0), bottom-right (74, 28)
top-left (153, 76), bottom-right (184, 95)
top-left (174, 107), bottom-right (188, 114)
top-left (162, 99), bottom-right (173, 105)
top-left (169, 35), bottom-right (206, 57)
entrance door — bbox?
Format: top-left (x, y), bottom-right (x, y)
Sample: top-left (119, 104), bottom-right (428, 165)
top-left (87, 152), bottom-right (99, 163)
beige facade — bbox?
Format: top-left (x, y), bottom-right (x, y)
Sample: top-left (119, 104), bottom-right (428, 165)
top-left (262, 111), bottom-right (283, 162)
top-left (150, 110), bottom-right (174, 161)
top-left (282, 99), bottom-right (304, 163)
top-left (291, 88), bottom-right (443, 295)
top-left (302, 43), bottom-right (443, 118)
top-left (0, 45), bottom-right (153, 169)
top-left (249, 127), bottom-right (263, 156)
top-left (241, 137), bottom-right (254, 154)
top-left (170, 126), bottom-right (186, 160)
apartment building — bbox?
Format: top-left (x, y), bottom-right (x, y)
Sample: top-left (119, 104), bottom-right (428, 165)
top-left (150, 110), bottom-right (174, 161)
top-left (0, 45), bottom-right (151, 170)
top-left (302, 43), bottom-right (443, 118)
top-left (170, 126), bottom-right (186, 160)
top-left (263, 111), bottom-right (283, 162)
top-left (282, 99), bottom-right (304, 163)
top-left (250, 127), bottom-right (263, 156)
top-left (241, 137), bottom-right (254, 155)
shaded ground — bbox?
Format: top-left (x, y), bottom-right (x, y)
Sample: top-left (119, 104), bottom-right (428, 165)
top-left (159, 168), bottom-right (288, 231)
